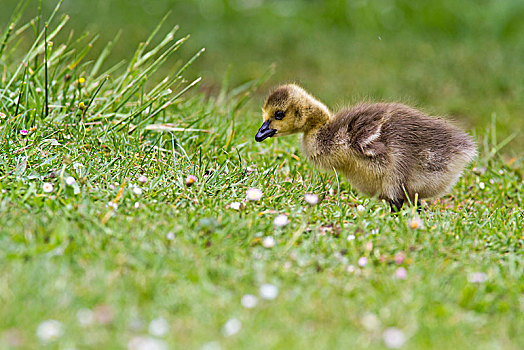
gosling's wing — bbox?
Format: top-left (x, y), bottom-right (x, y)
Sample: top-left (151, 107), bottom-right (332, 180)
top-left (344, 103), bottom-right (389, 158)
top-left (352, 122), bottom-right (387, 157)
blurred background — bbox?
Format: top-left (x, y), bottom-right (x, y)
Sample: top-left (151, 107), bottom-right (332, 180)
top-left (2, 0), bottom-right (523, 151)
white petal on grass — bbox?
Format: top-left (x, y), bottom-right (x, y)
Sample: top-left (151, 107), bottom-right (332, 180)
top-left (479, 182), bottom-right (485, 190)
top-left (65, 176), bottom-right (76, 185)
top-left (36, 320), bottom-right (63, 343)
top-left (361, 312), bottom-right (380, 331)
top-left (43, 183), bottom-right (54, 193)
top-left (246, 188), bottom-right (263, 201)
top-left (347, 234), bottom-right (356, 241)
top-left (77, 308), bottom-right (95, 327)
top-left (148, 317), bottom-right (169, 337)
top-left (128, 336), bottom-right (167, 350)
top-left (166, 232), bottom-right (175, 240)
top-left (185, 175), bottom-right (197, 187)
top-left (138, 175), bottom-right (148, 183)
top-left (273, 214), bottom-right (288, 227)
top-left (134, 202), bottom-right (140, 209)
top-left (382, 327), bottom-right (406, 348)
top-left (128, 317), bottom-right (145, 332)
top-left (259, 283), bottom-right (279, 300)
top-left (201, 341), bottom-right (222, 350)
top-left (133, 187), bottom-right (143, 195)
top-left (408, 217), bottom-right (424, 230)
top-left (222, 318), bottom-right (242, 337)
top-left (304, 193), bottom-right (319, 205)
top-left (262, 236), bottom-right (276, 248)
top-left (356, 204), bottom-right (366, 212)
top-left (468, 272), bottom-right (488, 283)
top-left (395, 267), bottom-right (407, 280)
top-left (229, 202), bottom-right (241, 210)
top-left (241, 294), bottom-right (258, 309)
top-left (73, 162), bottom-right (85, 177)
top-left (358, 257), bottom-right (368, 267)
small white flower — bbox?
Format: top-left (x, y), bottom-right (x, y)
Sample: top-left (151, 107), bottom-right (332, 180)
top-left (246, 188), bottom-right (263, 201)
top-left (166, 232), bottom-right (175, 240)
top-left (65, 176), bottom-right (76, 185)
top-left (185, 175), bottom-right (197, 187)
top-left (259, 283), bottom-right (279, 300)
top-left (468, 272), bottom-right (488, 283)
top-left (347, 234), bottom-right (356, 241)
top-left (201, 341), bottom-right (222, 350)
top-left (149, 317), bottom-right (169, 337)
top-left (304, 193), bottom-right (319, 205)
top-left (134, 202), bottom-right (140, 209)
top-left (133, 187), bottom-right (143, 195)
top-left (358, 257), bottom-right (368, 267)
top-left (408, 217), bottom-right (424, 230)
top-left (382, 327), bottom-right (406, 348)
top-left (479, 182), bottom-right (485, 190)
top-left (77, 308), bottom-right (95, 327)
top-left (262, 236), bottom-right (276, 248)
top-left (241, 294), bottom-right (258, 309)
top-left (36, 320), bottom-right (63, 343)
top-left (273, 214), bottom-right (288, 227)
top-left (128, 317), bottom-right (144, 332)
top-left (108, 201), bottom-right (118, 210)
top-left (395, 267), bottom-right (407, 280)
top-left (72, 162), bottom-right (85, 176)
top-left (128, 336), bottom-right (167, 350)
top-left (346, 265), bottom-right (356, 273)
top-left (138, 175), bottom-right (148, 183)
top-left (361, 312), bottom-right (380, 331)
top-left (356, 205), bottom-right (366, 212)
top-left (43, 183), bottom-right (54, 193)
top-left (222, 318), bottom-right (242, 337)
top-left (229, 202), bottom-right (241, 210)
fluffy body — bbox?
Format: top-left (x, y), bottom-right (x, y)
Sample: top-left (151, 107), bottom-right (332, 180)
top-left (257, 84), bottom-right (477, 210)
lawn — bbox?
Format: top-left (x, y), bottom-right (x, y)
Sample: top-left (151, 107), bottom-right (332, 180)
top-left (0, 1), bottom-right (523, 349)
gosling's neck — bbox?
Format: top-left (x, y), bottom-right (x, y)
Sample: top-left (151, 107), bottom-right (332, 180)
top-left (300, 97), bottom-right (332, 159)
top-left (300, 95), bottom-right (332, 135)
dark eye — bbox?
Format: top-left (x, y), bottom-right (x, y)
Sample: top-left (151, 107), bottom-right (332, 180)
top-left (274, 110), bottom-right (285, 120)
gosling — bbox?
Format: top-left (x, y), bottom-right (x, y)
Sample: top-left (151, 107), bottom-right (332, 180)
top-left (255, 84), bottom-right (477, 211)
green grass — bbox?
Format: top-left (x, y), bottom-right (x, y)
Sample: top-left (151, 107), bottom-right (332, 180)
top-left (2, 0), bottom-right (523, 150)
top-left (1, 2), bottom-right (523, 349)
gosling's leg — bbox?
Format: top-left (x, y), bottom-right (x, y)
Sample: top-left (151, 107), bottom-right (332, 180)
top-left (388, 198), bottom-right (404, 212)
top-left (415, 199), bottom-right (423, 214)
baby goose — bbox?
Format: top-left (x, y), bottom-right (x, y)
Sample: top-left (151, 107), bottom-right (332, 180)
top-left (255, 84), bottom-right (477, 211)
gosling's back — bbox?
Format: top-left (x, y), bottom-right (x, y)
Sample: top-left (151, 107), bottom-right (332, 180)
top-left (306, 102), bottom-right (477, 201)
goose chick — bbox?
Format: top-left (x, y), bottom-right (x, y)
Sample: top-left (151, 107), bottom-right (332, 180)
top-left (255, 84), bottom-right (477, 211)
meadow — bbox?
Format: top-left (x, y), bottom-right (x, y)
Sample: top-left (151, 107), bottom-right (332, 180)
top-left (0, 1), bottom-right (523, 349)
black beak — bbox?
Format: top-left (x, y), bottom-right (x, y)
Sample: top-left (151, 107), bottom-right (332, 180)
top-left (255, 120), bottom-right (277, 142)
